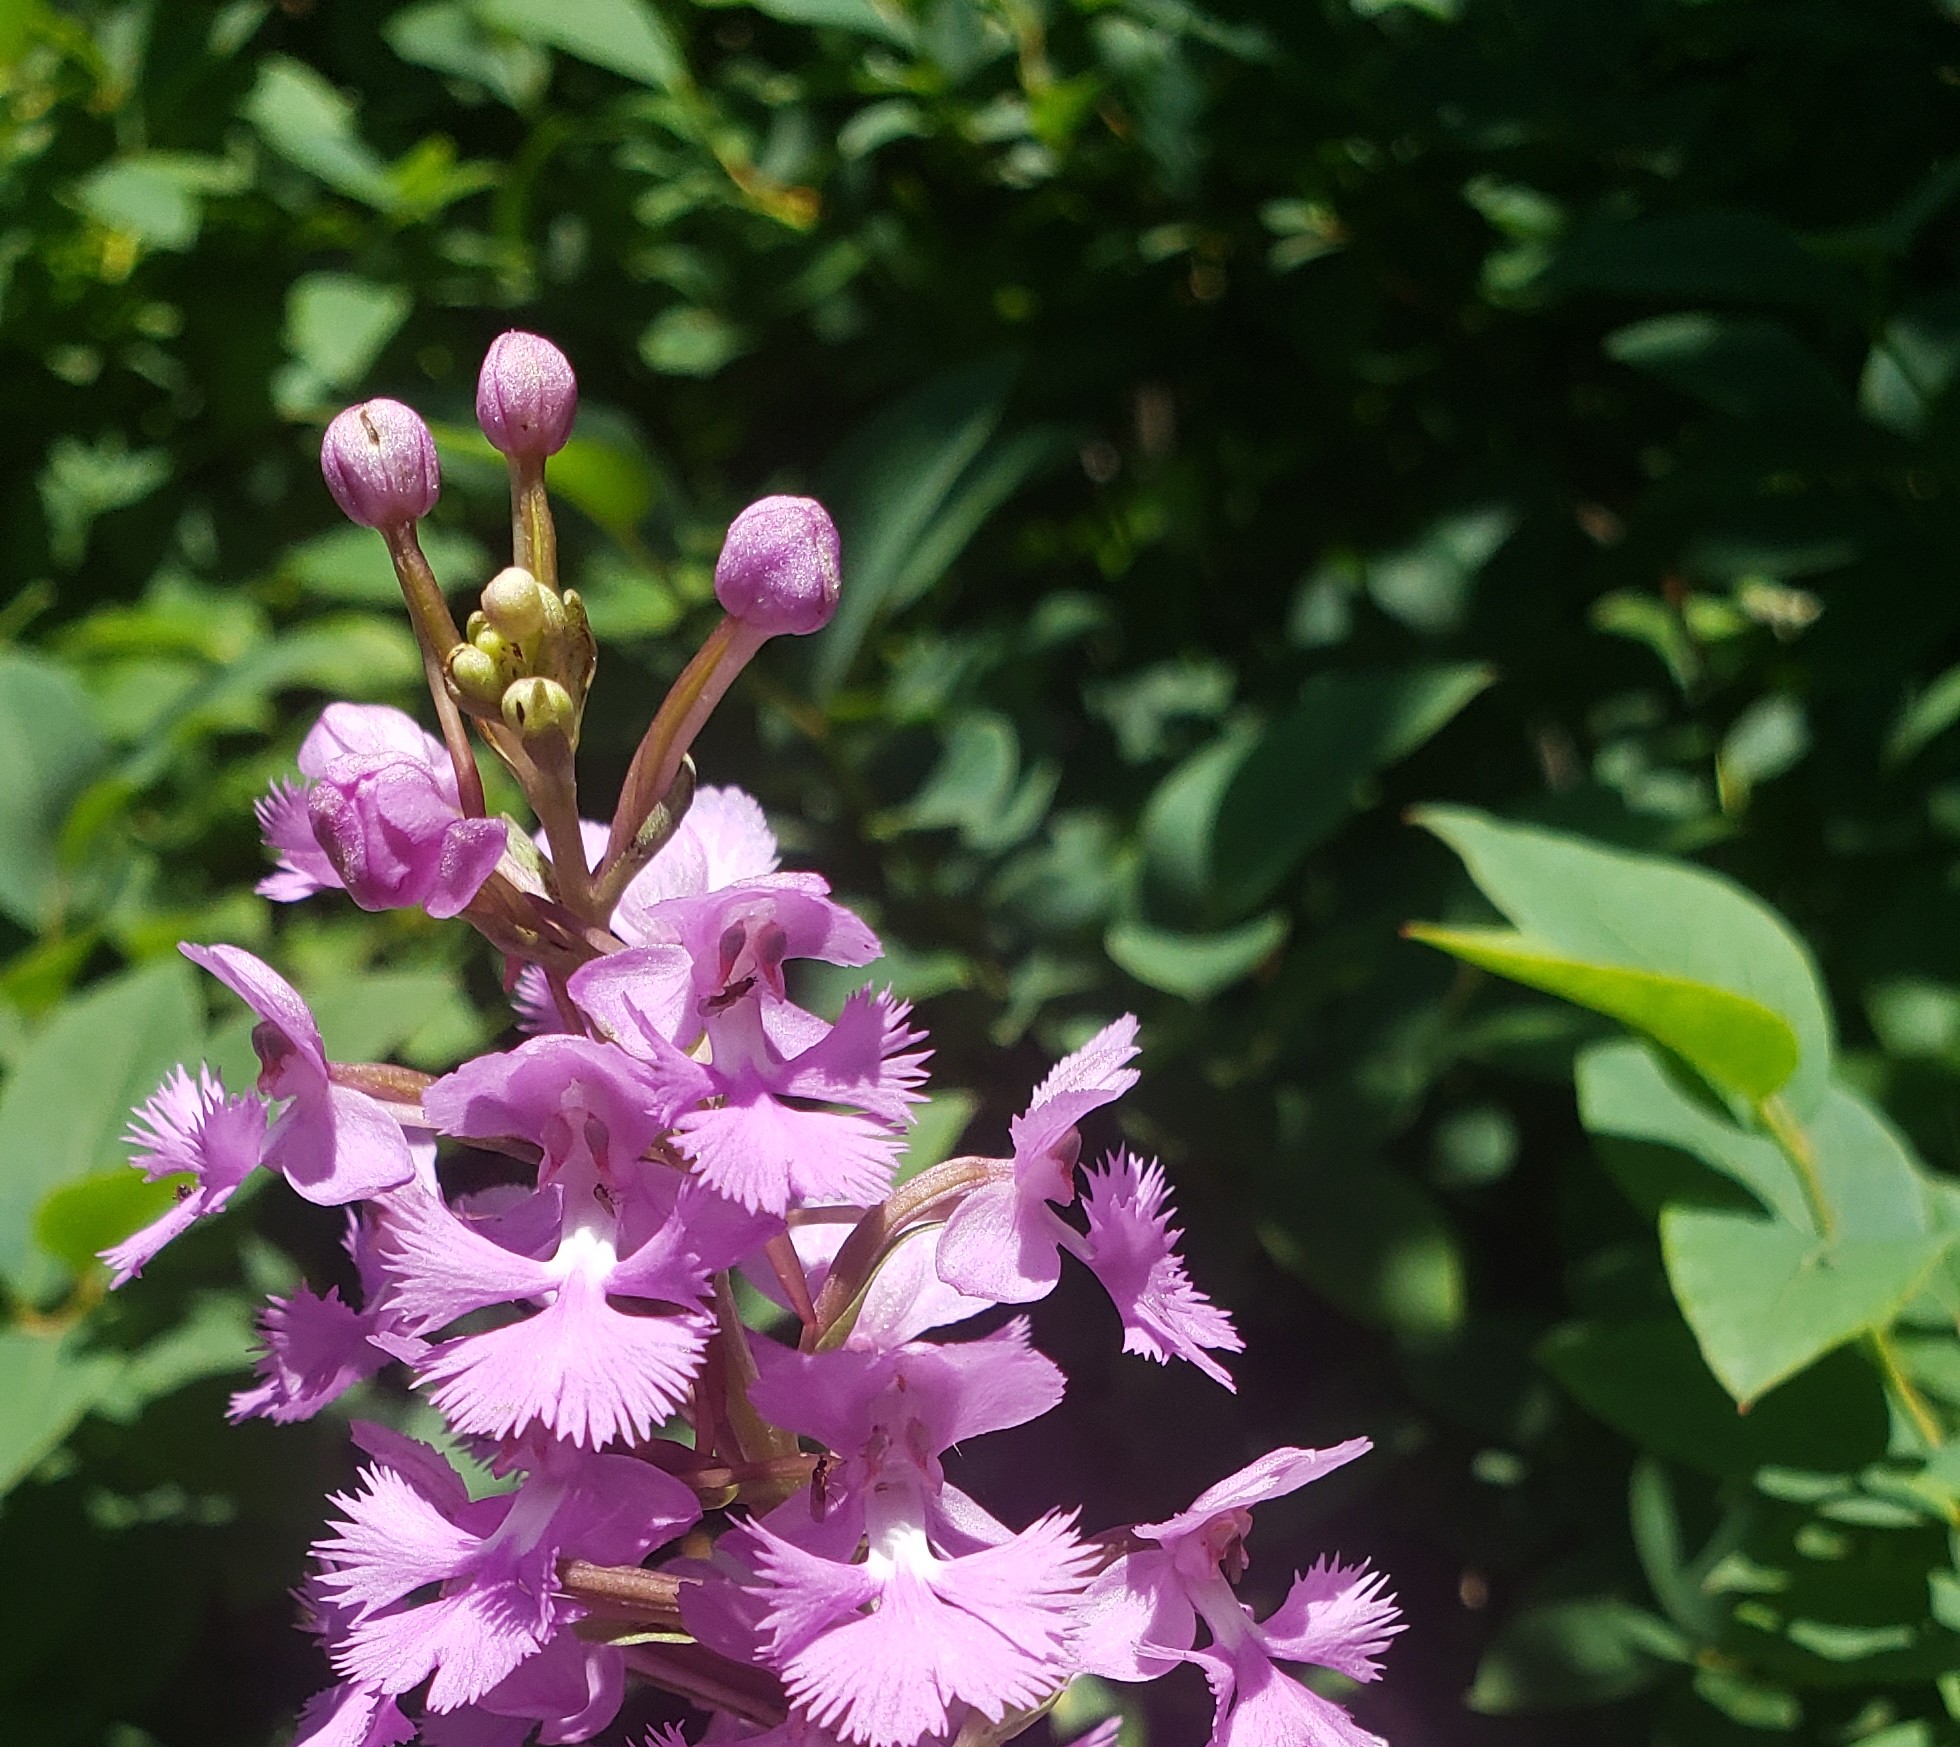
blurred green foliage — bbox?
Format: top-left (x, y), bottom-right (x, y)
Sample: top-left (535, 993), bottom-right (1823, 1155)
top-left (10, 0), bottom-right (1960, 1743)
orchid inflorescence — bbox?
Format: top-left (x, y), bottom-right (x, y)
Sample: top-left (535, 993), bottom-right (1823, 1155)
top-left (105, 332), bottom-right (1403, 1747)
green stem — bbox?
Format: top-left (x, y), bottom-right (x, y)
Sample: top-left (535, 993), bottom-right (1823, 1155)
top-left (1868, 1327), bottom-right (1946, 1453)
top-left (1757, 1093), bottom-right (1836, 1242)
top-left (383, 524), bottom-right (485, 819)
top-left (601, 614), bottom-right (765, 881)
top-left (509, 454), bottom-right (558, 591)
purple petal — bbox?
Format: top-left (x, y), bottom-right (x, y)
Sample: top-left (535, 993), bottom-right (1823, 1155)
top-left (568, 944), bottom-right (698, 1053)
top-left (419, 1267), bottom-right (711, 1447)
top-left (424, 1033), bottom-right (705, 1158)
top-left (314, 1462), bottom-right (487, 1615)
top-left (1078, 1151), bottom-right (1242, 1388)
top-left (279, 1084), bottom-right (418, 1206)
top-left (291, 1683), bottom-right (414, 1747)
top-left (1141, 1442), bottom-right (1373, 1545)
top-left (300, 703), bottom-right (451, 782)
top-left (1192, 1640), bottom-right (1387, 1747)
top-left (335, 1582), bottom-right (549, 1712)
top-left (370, 1184), bottom-right (559, 1330)
top-left (674, 1093), bottom-right (900, 1216)
top-left (1073, 1549), bottom-right (1195, 1682)
top-left (180, 942), bottom-right (324, 1069)
top-left (1257, 1559), bottom-right (1403, 1683)
top-left (1008, 1015), bottom-right (1139, 1170)
top-left (933, 1181), bottom-right (1065, 1305)
top-left (227, 1284), bottom-right (400, 1424)
top-left (755, 1515), bottom-right (1092, 1747)
top-left (773, 988), bottom-right (930, 1127)
top-left (257, 776), bottom-right (342, 902)
top-left (102, 1065), bottom-right (268, 1285)
top-left (475, 1632), bottom-right (625, 1742)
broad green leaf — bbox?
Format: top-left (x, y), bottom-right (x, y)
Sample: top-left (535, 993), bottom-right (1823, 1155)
top-left (1578, 1038), bottom-right (1813, 1226)
top-left (386, 0), bottom-right (550, 108)
top-left (1540, 1318), bottom-right (1889, 1477)
top-left (0, 956), bottom-right (202, 1290)
top-left (640, 306), bottom-right (747, 378)
top-left (0, 1328), bottom-right (118, 1495)
top-left (1467, 1598), bottom-right (1682, 1713)
top-left (1578, 1040), bottom-right (1937, 1241)
top-left (1365, 509), bottom-right (1515, 635)
top-left (1886, 662), bottom-right (1960, 764)
top-left (475, 0), bottom-right (687, 92)
top-left (1537, 210), bottom-right (1859, 310)
top-left (744, 0), bottom-right (917, 48)
top-left (72, 153), bottom-right (246, 252)
top-left (33, 1168), bottom-right (177, 1275)
top-left (892, 712), bottom-right (1056, 851)
top-left (281, 523), bottom-right (491, 607)
top-left (1409, 924), bottom-right (1799, 1101)
top-left (38, 433), bottom-right (170, 568)
top-left (272, 273), bottom-right (412, 418)
top-left (814, 358), bottom-right (1060, 693)
top-left (1259, 1165), bottom-right (1464, 1342)
top-left (1607, 314), bottom-right (1849, 422)
top-left (1660, 1206), bottom-right (1949, 1405)
top-left (94, 1292), bottom-right (258, 1420)
top-left (1139, 723), bottom-right (1259, 905)
top-left (1860, 292), bottom-right (1960, 436)
top-left (1105, 913), bottom-right (1287, 1001)
top-left (1209, 664), bottom-right (1491, 913)
top-left (241, 57), bottom-right (395, 207)
top-left (1414, 807), bottom-right (1834, 1113)
top-left (0, 648), bottom-right (110, 929)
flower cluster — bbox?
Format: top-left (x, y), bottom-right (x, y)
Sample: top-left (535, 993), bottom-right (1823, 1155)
top-left (108, 333), bottom-right (1401, 1747)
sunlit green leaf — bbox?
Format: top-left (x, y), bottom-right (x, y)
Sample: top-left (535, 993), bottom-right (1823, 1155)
top-left (1414, 808), bottom-right (1835, 1113)
top-left (1408, 925), bottom-right (1799, 1100)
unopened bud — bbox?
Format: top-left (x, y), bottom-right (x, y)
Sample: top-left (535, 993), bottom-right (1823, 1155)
top-left (476, 330), bottom-right (578, 459)
top-left (447, 644), bottom-right (505, 708)
top-left (501, 676), bottom-right (576, 739)
top-left (320, 399), bottom-right (439, 529)
top-left (480, 566), bottom-right (549, 643)
top-left (713, 495), bottom-right (841, 637)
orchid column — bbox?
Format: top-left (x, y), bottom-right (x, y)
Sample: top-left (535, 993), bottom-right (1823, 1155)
top-left (102, 330), bottom-right (1404, 1747)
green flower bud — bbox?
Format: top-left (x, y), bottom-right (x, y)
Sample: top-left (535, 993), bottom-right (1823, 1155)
top-left (501, 675), bottom-right (576, 739)
top-left (480, 566), bottom-right (550, 643)
top-left (448, 644), bottom-right (506, 708)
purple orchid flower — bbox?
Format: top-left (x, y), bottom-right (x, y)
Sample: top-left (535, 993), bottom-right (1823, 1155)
top-left (181, 942), bottom-right (418, 1204)
top-left (930, 1019), bottom-right (1240, 1384)
top-left (229, 1212), bottom-right (428, 1424)
top-left (681, 1321), bottom-right (1090, 1747)
top-left (369, 1035), bottom-right (742, 1447)
top-left (99, 1063), bottom-right (267, 1285)
top-left (1076, 1442), bottom-right (1402, 1747)
top-left (258, 703), bottom-right (506, 918)
top-left (310, 1422), bottom-right (699, 1715)
top-left (933, 1015), bottom-right (1141, 1302)
top-left (572, 897), bottom-right (927, 1216)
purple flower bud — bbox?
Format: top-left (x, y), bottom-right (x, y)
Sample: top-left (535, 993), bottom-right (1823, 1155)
top-left (320, 399), bottom-right (440, 529)
top-left (308, 760), bottom-right (507, 920)
top-left (713, 496), bottom-right (842, 637)
top-left (476, 330), bottom-right (579, 459)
